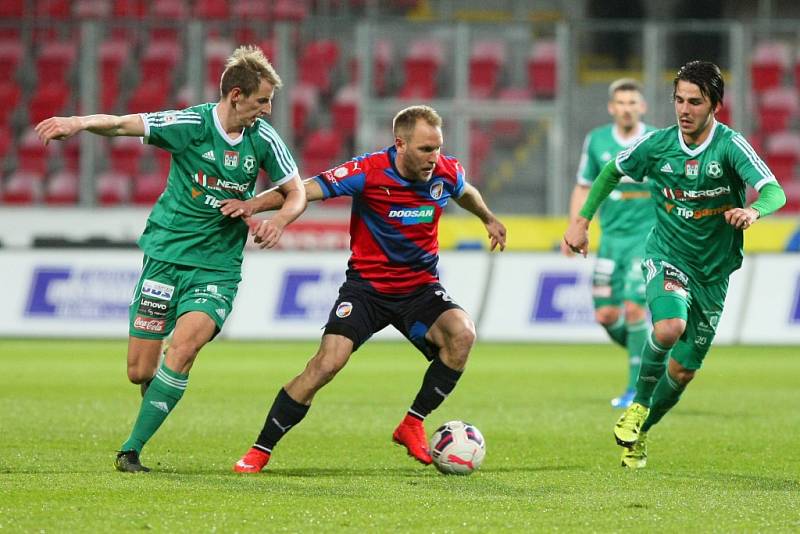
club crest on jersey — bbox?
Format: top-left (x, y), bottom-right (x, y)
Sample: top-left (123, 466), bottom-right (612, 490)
top-left (336, 301), bottom-right (353, 318)
top-left (224, 150), bottom-right (239, 170)
top-left (706, 160), bottom-right (723, 179)
top-left (242, 155), bottom-right (256, 174)
top-left (430, 181), bottom-right (444, 200)
top-left (685, 159), bottom-right (699, 177)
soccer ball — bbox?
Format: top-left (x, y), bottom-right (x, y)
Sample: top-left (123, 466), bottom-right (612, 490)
top-left (429, 420), bottom-right (485, 475)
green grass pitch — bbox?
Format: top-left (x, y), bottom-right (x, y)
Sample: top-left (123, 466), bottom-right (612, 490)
top-left (0, 339), bottom-right (798, 532)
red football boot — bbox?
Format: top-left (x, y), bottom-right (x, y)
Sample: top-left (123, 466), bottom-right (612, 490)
top-left (392, 415), bottom-right (433, 465)
top-left (233, 447), bottom-right (271, 473)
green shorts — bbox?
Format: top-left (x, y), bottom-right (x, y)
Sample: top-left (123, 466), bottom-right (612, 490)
top-left (129, 256), bottom-right (240, 340)
top-left (592, 233), bottom-right (647, 308)
top-left (642, 258), bottom-right (728, 370)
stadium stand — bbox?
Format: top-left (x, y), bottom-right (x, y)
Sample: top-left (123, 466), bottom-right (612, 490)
top-left (44, 170), bottom-right (79, 205)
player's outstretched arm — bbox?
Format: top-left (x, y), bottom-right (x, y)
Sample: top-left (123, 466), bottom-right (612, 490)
top-left (561, 184), bottom-right (590, 256)
top-left (563, 160), bottom-right (623, 257)
top-left (35, 114), bottom-right (144, 145)
top-left (724, 182), bottom-right (786, 229)
top-left (454, 183), bottom-right (507, 251)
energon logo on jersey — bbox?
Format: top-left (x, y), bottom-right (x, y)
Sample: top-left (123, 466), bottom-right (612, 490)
top-left (193, 171), bottom-right (250, 193)
top-left (662, 186), bottom-right (731, 200)
top-left (388, 205), bottom-right (435, 224)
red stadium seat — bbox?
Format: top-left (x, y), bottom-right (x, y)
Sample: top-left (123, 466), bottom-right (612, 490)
top-left (298, 39), bottom-right (340, 96)
top-left (469, 127), bottom-right (492, 185)
top-left (469, 40), bottom-right (506, 99)
top-left (528, 40), bottom-right (557, 99)
top-left (196, 0), bottom-right (230, 20)
top-left (256, 38), bottom-right (277, 66)
top-left (139, 40), bottom-right (180, 87)
top-left (155, 148), bottom-right (172, 175)
top-left (750, 41), bottom-right (789, 92)
top-left (291, 83), bottom-right (320, 140)
top-left (35, 41), bottom-right (76, 84)
top-left (232, 0), bottom-right (270, 20)
top-left (301, 128), bottom-right (343, 177)
top-left (331, 84), bottom-right (359, 141)
top-left (113, 0), bottom-right (146, 18)
top-left (100, 39), bottom-right (130, 85)
top-left (0, 0), bottom-right (24, 17)
top-left (148, 0), bottom-right (187, 42)
top-left (44, 170), bottom-right (79, 205)
top-left (348, 39), bottom-right (392, 96)
top-left (109, 136), bottom-right (145, 175)
top-left (128, 81), bottom-right (169, 113)
top-left (206, 38), bottom-right (234, 85)
top-left (28, 82), bottom-right (71, 125)
top-left (777, 180), bottom-right (800, 212)
top-left (764, 132), bottom-right (800, 181)
top-left (0, 39), bottom-right (23, 81)
top-left (36, 0), bottom-right (70, 18)
top-left (0, 82), bottom-right (20, 126)
top-left (491, 87), bottom-right (531, 145)
top-left (17, 129), bottom-right (59, 174)
top-left (61, 137), bottom-right (81, 171)
top-left (398, 79), bottom-right (437, 100)
top-left (0, 127), bottom-right (10, 160)
top-left (132, 173), bottom-right (167, 205)
top-left (73, 0), bottom-right (111, 18)
top-left (96, 171), bottom-right (131, 205)
top-left (1, 170), bottom-right (44, 204)
top-left (402, 38), bottom-right (443, 97)
top-left (756, 87), bottom-right (798, 134)
top-left (272, 0), bottom-right (308, 21)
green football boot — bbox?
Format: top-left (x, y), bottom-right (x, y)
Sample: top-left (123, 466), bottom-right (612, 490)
top-left (613, 402), bottom-right (649, 447)
top-left (620, 431), bottom-right (648, 469)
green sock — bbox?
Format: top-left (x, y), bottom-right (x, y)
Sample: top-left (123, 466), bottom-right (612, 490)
top-left (120, 361), bottom-right (188, 453)
top-left (603, 315), bottom-right (627, 348)
top-left (625, 320), bottom-right (648, 390)
top-left (641, 371), bottom-right (685, 432)
top-left (633, 332), bottom-right (671, 407)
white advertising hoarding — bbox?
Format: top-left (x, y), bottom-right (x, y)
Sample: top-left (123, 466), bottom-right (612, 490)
top-left (740, 254), bottom-right (800, 344)
top-left (0, 250), bottom-right (791, 344)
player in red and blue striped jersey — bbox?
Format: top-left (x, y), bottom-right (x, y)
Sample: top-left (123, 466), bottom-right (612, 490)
top-left (221, 105), bottom-right (506, 472)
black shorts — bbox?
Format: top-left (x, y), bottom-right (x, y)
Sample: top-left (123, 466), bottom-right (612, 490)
top-left (323, 279), bottom-right (463, 360)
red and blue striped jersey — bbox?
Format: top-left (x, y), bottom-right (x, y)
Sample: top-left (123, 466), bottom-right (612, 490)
top-left (314, 146), bottom-right (466, 294)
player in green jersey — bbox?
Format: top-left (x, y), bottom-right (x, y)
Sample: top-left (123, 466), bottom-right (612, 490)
top-left (34, 45), bottom-right (307, 472)
top-left (562, 78), bottom-right (656, 409)
top-left (564, 61), bottom-right (786, 468)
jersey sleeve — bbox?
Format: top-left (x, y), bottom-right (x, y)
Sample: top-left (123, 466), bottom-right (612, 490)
top-left (728, 133), bottom-right (778, 191)
top-left (575, 132), bottom-right (599, 186)
top-left (615, 131), bottom-right (655, 182)
top-left (256, 122), bottom-right (298, 187)
top-left (140, 109), bottom-right (203, 153)
top-left (452, 160), bottom-right (467, 198)
top-left (313, 154), bottom-right (368, 199)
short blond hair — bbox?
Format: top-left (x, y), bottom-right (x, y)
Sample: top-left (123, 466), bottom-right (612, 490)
top-left (220, 45), bottom-right (282, 97)
top-left (608, 78), bottom-right (643, 100)
top-left (393, 105), bottom-right (443, 140)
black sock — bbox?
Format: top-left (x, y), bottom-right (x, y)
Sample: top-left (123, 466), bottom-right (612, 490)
top-left (409, 357), bottom-right (463, 419)
top-left (254, 388), bottom-right (310, 453)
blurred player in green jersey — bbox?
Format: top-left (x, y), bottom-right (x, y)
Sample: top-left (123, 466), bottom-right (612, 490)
top-left (35, 45), bottom-right (307, 472)
top-left (562, 79), bottom-right (656, 409)
top-left (564, 61), bottom-right (786, 468)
